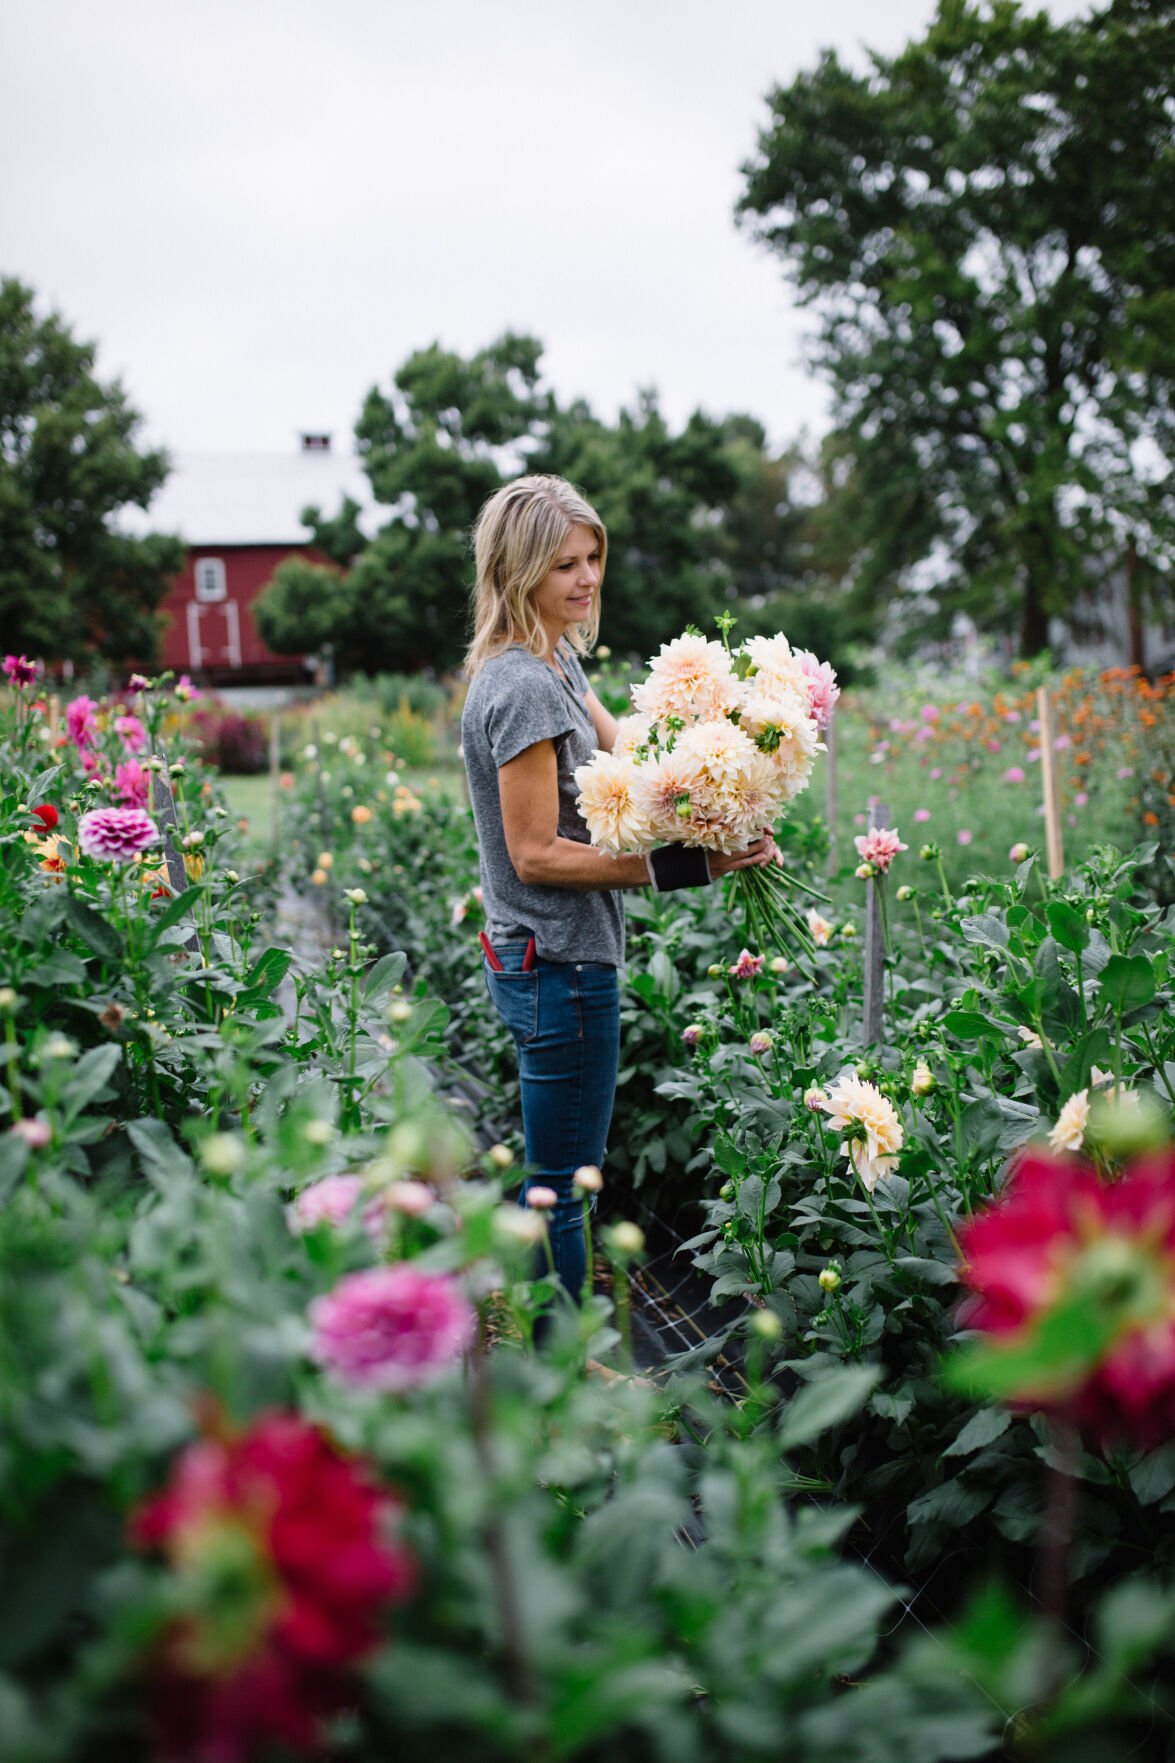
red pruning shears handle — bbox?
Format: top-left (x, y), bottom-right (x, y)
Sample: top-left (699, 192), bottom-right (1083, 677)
top-left (479, 932), bottom-right (538, 973)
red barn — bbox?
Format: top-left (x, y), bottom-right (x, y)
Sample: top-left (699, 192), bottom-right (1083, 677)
top-left (139, 436), bottom-right (373, 686)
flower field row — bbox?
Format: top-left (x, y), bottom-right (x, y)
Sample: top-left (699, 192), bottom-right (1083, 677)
top-left (2, 658), bottom-right (1175, 1760)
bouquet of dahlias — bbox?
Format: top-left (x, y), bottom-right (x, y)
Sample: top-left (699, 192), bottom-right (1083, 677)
top-left (574, 624), bottom-right (837, 956)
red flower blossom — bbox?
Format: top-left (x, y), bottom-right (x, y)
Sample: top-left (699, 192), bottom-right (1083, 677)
top-left (956, 1148), bottom-right (1175, 1447)
top-left (30, 802), bottom-right (59, 830)
top-left (131, 1409), bottom-right (415, 1761)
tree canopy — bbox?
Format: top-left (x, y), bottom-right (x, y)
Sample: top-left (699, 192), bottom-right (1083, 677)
top-left (256, 336), bottom-right (828, 673)
top-left (0, 278), bottom-right (182, 667)
top-left (738, 0), bottom-right (1175, 658)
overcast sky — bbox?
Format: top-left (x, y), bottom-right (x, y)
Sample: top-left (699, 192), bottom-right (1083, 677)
top-left (4, 0), bottom-right (1094, 464)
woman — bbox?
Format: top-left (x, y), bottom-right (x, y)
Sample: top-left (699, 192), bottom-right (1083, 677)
top-left (461, 474), bottom-right (776, 1308)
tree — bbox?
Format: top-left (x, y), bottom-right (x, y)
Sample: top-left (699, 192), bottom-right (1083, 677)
top-left (258, 338), bottom-right (813, 671)
top-left (0, 278), bottom-right (182, 666)
top-left (257, 335), bottom-right (548, 674)
top-left (738, 0), bottom-right (1175, 659)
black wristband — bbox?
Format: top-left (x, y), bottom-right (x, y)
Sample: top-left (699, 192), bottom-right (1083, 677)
top-left (645, 845), bottom-right (713, 892)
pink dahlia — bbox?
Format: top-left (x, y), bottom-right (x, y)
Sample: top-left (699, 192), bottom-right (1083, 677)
top-left (114, 711), bottom-right (147, 752)
top-left (289, 1174), bottom-right (366, 1232)
top-left (77, 807), bottom-right (159, 862)
top-left (853, 827), bottom-right (908, 874)
top-left (956, 1148), bottom-right (1175, 1448)
top-left (131, 1408), bottom-right (414, 1763)
top-left (728, 948), bottom-right (765, 979)
top-left (66, 693), bottom-right (98, 749)
top-left (114, 758), bottom-right (151, 808)
top-left (793, 648), bottom-right (840, 730)
top-left (309, 1265), bottom-right (476, 1392)
top-left (3, 654), bottom-right (37, 687)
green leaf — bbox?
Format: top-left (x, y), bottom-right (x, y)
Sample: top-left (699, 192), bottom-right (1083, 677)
top-left (943, 1010), bottom-right (1006, 1041)
top-left (147, 883), bottom-right (206, 938)
top-left (1098, 954), bottom-right (1156, 1013)
top-left (895, 1255), bottom-right (959, 1288)
top-left (942, 1407), bottom-right (1013, 1457)
top-left (960, 912), bottom-right (1010, 952)
top-left (1127, 1442), bottom-right (1175, 1506)
top-left (244, 946), bottom-right (294, 997)
top-left (362, 950), bottom-right (408, 1002)
top-left (58, 1044), bottom-right (122, 1120)
top-left (61, 896), bottom-right (122, 963)
top-left (1046, 900), bottom-right (1089, 953)
top-left (778, 1364), bottom-right (882, 1451)
top-left (907, 1477), bottom-right (994, 1531)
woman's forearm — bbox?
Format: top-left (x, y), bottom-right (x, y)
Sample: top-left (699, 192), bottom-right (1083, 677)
top-left (511, 834), bottom-right (649, 891)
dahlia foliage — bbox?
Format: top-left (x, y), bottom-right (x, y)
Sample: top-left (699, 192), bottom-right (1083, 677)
top-left (575, 628), bottom-right (836, 954)
top-left (131, 1410), bottom-right (414, 1762)
top-left (952, 1148), bottom-right (1175, 1448)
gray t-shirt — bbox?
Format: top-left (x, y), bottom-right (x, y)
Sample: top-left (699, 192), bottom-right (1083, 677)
top-left (461, 643), bottom-right (625, 966)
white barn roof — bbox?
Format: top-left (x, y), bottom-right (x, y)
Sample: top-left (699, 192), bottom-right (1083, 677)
top-left (122, 447), bottom-right (380, 547)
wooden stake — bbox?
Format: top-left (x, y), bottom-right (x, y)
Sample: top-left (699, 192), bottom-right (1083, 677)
top-left (269, 712), bottom-right (281, 854)
top-left (1036, 686), bottom-right (1065, 880)
top-left (863, 799), bottom-right (888, 1049)
top-left (825, 707), bottom-right (838, 872)
top-left (47, 694), bottom-right (60, 741)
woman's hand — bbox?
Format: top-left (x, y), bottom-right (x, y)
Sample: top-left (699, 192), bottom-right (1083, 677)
top-left (710, 830), bottom-right (784, 877)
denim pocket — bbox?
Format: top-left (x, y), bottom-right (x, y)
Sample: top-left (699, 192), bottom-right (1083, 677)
top-left (485, 963), bottom-right (539, 1046)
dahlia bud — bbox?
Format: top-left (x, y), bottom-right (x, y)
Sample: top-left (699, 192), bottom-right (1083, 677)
top-left (910, 1060), bottom-right (935, 1097)
top-left (387, 1000), bottom-right (412, 1024)
top-left (343, 888), bottom-right (368, 906)
top-left (769, 955), bottom-right (791, 974)
top-left (749, 1031), bottom-right (774, 1056)
top-left (840, 922), bottom-right (858, 940)
top-left (707, 964), bottom-right (724, 979)
top-left (749, 1309), bottom-right (783, 1341)
top-left (919, 843), bottom-right (937, 862)
top-left (487, 1143), bottom-right (514, 1169)
top-left (524, 1186), bottom-right (558, 1210)
top-left (818, 1266), bottom-right (842, 1294)
top-left (317, 851), bottom-right (333, 870)
top-left (682, 1023), bottom-right (704, 1048)
top-left (895, 885), bottom-right (914, 902)
top-left (493, 1208), bottom-right (547, 1246)
top-left (0, 987), bottom-right (19, 1013)
top-left (301, 1119), bottom-right (335, 1146)
top-left (608, 1222), bottom-right (645, 1256)
top-left (855, 862), bottom-right (875, 881)
top-left (1009, 842), bottom-right (1030, 863)
top-left (199, 1133), bottom-right (247, 1177)
top-left (573, 1164), bottom-right (604, 1193)
top-left (803, 1086), bottom-right (827, 1111)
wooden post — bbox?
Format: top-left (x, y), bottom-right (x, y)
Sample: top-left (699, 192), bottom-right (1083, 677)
top-left (1036, 686), bottom-right (1065, 880)
top-left (825, 707), bottom-right (838, 873)
top-left (47, 694), bottom-right (60, 741)
top-left (269, 712), bottom-right (282, 854)
top-left (863, 799), bottom-right (888, 1049)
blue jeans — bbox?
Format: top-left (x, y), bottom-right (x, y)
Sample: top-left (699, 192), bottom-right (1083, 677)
top-left (484, 940), bottom-right (620, 1302)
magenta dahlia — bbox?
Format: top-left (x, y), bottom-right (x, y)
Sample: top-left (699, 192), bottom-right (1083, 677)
top-left (957, 1147), bottom-right (1175, 1448)
top-left (310, 1264), bottom-right (476, 1392)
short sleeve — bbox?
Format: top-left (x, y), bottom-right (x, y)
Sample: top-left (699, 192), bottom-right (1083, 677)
top-left (485, 664), bottom-right (574, 767)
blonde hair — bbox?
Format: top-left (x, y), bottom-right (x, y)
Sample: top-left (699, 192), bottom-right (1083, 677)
top-left (465, 475), bottom-right (607, 675)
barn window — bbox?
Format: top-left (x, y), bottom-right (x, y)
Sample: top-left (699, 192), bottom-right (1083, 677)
top-left (194, 557), bottom-right (227, 603)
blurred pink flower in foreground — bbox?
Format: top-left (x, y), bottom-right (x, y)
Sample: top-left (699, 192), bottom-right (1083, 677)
top-left (956, 1148), bottom-right (1175, 1448)
top-left (310, 1266), bottom-right (475, 1392)
top-left (853, 827), bottom-right (907, 874)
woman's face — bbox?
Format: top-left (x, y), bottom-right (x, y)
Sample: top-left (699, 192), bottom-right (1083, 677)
top-left (530, 524), bottom-right (601, 642)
